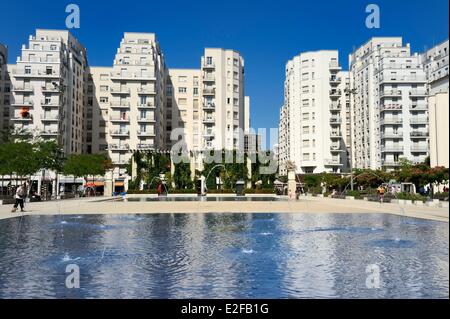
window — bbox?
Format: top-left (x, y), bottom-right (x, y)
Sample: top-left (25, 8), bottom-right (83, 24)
top-left (302, 113), bottom-right (309, 121)
top-left (178, 87), bottom-right (187, 94)
top-left (303, 126), bottom-right (310, 134)
top-left (100, 86), bottom-right (109, 92)
top-left (178, 76), bottom-right (187, 83)
top-left (178, 98), bottom-right (187, 106)
top-left (193, 88), bottom-right (199, 95)
top-left (100, 97), bottom-right (109, 103)
top-left (303, 153), bottom-right (310, 161)
top-left (303, 140), bottom-right (310, 147)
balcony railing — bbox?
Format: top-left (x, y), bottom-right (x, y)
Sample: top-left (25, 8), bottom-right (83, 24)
top-left (380, 104), bottom-right (402, 112)
top-left (204, 102), bottom-right (215, 109)
top-left (329, 90), bottom-right (341, 97)
top-left (11, 100), bottom-right (34, 107)
top-left (382, 161), bottom-right (401, 167)
top-left (379, 75), bottom-right (427, 83)
top-left (109, 144), bottom-right (130, 151)
top-left (380, 90), bottom-right (402, 98)
top-left (381, 132), bottom-right (403, 139)
top-left (380, 118), bottom-right (403, 125)
top-left (324, 159), bottom-right (342, 166)
top-left (41, 100), bottom-right (61, 107)
top-left (409, 89), bottom-right (427, 96)
top-left (330, 117), bottom-right (342, 124)
top-left (110, 101), bottom-right (131, 108)
top-left (381, 145), bottom-right (404, 152)
top-left (410, 131), bottom-right (429, 138)
top-left (330, 132), bottom-right (342, 138)
top-left (13, 86), bottom-right (34, 92)
top-left (203, 62), bottom-right (216, 69)
top-left (329, 61), bottom-right (342, 70)
top-left (12, 69), bottom-right (60, 78)
top-left (110, 116), bottom-right (130, 122)
top-left (41, 115), bottom-right (59, 121)
top-left (138, 88), bottom-right (156, 95)
top-left (137, 131), bottom-right (155, 137)
top-left (11, 115), bottom-right (33, 121)
top-left (110, 87), bottom-right (131, 94)
top-left (203, 88), bottom-right (216, 95)
top-left (410, 118), bottom-right (428, 125)
top-left (137, 116), bottom-right (156, 122)
top-left (409, 104), bottom-right (428, 111)
top-left (137, 144), bottom-right (154, 150)
top-left (137, 102), bottom-right (155, 108)
top-left (110, 130), bottom-right (130, 136)
top-left (110, 72), bottom-right (156, 80)
top-left (410, 146), bottom-right (429, 152)
top-left (330, 104), bottom-right (342, 111)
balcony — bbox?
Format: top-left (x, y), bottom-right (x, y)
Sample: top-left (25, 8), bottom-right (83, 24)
top-left (410, 118), bottom-right (428, 125)
top-left (329, 61), bottom-right (342, 71)
top-left (381, 132), bottom-right (403, 139)
top-left (137, 131), bottom-right (155, 137)
top-left (203, 103), bottom-right (215, 110)
top-left (409, 104), bottom-right (428, 111)
top-left (110, 116), bottom-right (130, 123)
top-left (330, 132), bottom-right (342, 138)
top-left (203, 75), bottom-right (215, 82)
top-left (40, 115), bottom-right (59, 122)
top-left (41, 85), bottom-right (60, 93)
top-left (40, 130), bottom-right (59, 137)
top-left (137, 102), bottom-right (156, 109)
top-left (329, 90), bottom-right (341, 98)
top-left (380, 118), bottom-right (403, 125)
top-left (380, 104), bottom-right (402, 112)
top-left (137, 116), bottom-right (156, 123)
top-left (381, 145), bottom-right (404, 152)
top-left (203, 88), bottom-right (216, 96)
top-left (13, 69), bottom-right (60, 78)
top-left (329, 76), bottom-right (342, 84)
top-left (410, 131), bottom-right (429, 138)
top-left (410, 146), bottom-right (429, 153)
top-left (203, 130), bottom-right (215, 137)
top-left (330, 104), bottom-right (342, 111)
top-left (13, 86), bottom-right (34, 93)
top-left (382, 161), bottom-right (401, 167)
top-left (330, 117), bottom-right (342, 124)
top-left (203, 62), bottom-right (216, 69)
top-left (109, 144), bottom-right (130, 152)
top-left (110, 71), bottom-right (156, 81)
top-left (41, 100), bottom-right (61, 108)
top-left (324, 159), bottom-right (343, 166)
top-left (110, 101), bottom-right (131, 109)
top-left (110, 87), bottom-right (131, 95)
top-left (11, 115), bottom-right (33, 122)
top-left (379, 75), bottom-right (427, 84)
top-left (11, 100), bottom-right (34, 107)
top-left (137, 144), bottom-right (154, 151)
top-left (380, 90), bottom-right (402, 98)
top-left (330, 144), bottom-right (343, 152)
top-left (203, 117), bottom-right (215, 124)
top-left (110, 130), bottom-right (130, 137)
top-left (409, 89), bottom-right (427, 97)
top-left (138, 87), bottom-right (156, 95)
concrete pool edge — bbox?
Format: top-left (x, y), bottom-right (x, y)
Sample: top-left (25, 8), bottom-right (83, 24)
top-left (0, 196), bottom-right (448, 222)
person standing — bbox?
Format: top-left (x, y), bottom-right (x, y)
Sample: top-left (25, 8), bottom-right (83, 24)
top-left (11, 183), bottom-right (27, 213)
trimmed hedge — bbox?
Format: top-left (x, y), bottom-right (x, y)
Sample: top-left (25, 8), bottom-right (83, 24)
top-left (244, 188), bottom-right (275, 194)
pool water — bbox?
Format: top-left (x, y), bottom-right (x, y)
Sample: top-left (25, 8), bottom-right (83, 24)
top-left (107, 196), bottom-right (285, 202)
top-left (0, 213), bottom-right (448, 299)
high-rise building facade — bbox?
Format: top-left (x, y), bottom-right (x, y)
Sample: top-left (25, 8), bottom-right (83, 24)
top-left (421, 39), bottom-right (449, 168)
top-left (278, 51), bottom-right (350, 175)
top-left (349, 37), bottom-right (428, 171)
top-left (9, 29), bottom-right (88, 154)
top-left (0, 43), bottom-right (9, 131)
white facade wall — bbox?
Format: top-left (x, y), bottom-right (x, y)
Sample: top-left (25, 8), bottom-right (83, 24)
top-left (0, 44), bottom-right (8, 131)
top-left (421, 40), bottom-right (449, 168)
top-left (279, 51), bottom-right (349, 175)
top-left (9, 29), bottom-right (88, 155)
top-left (349, 37), bottom-right (428, 170)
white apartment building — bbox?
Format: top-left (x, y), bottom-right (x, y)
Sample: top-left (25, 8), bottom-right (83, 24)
top-left (421, 39), bottom-right (449, 168)
top-left (0, 43), bottom-right (9, 131)
top-left (200, 49), bottom-right (246, 151)
top-left (85, 33), bottom-right (167, 190)
top-left (349, 37), bottom-right (429, 171)
top-left (278, 50), bottom-right (350, 175)
top-left (9, 29), bottom-right (88, 154)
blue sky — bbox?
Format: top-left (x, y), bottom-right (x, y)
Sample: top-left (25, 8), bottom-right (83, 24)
top-left (1, 0), bottom-right (448, 130)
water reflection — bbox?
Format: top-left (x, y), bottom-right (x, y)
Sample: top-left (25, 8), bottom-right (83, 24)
top-left (0, 213), bottom-right (448, 299)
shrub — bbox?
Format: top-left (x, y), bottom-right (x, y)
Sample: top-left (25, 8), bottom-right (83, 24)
top-left (244, 188), bottom-right (275, 194)
top-left (207, 189), bottom-right (235, 194)
top-left (396, 192), bottom-right (427, 203)
top-left (433, 192), bottom-right (449, 201)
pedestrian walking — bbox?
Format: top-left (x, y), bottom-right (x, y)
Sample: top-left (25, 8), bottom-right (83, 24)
top-left (11, 183), bottom-right (27, 213)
